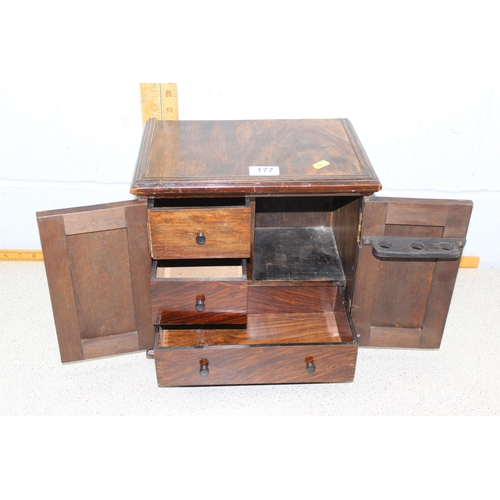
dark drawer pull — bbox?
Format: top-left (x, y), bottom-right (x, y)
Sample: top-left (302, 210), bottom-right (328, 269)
top-left (196, 232), bottom-right (206, 245)
top-left (306, 361), bottom-right (316, 374)
top-left (363, 236), bottom-right (466, 260)
top-left (199, 362), bottom-right (209, 377)
top-left (195, 294), bottom-right (205, 312)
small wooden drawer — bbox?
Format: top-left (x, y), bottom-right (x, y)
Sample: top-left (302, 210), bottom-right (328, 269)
top-left (151, 259), bottom-right (248, 325)
top-left (152, 290), bottom-right (357, 386)
top-left (148, 198), bottom-right (251, 260)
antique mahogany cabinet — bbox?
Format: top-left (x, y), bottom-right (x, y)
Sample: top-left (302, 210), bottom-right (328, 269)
top-left (37, 119), bottom-right (472, 387)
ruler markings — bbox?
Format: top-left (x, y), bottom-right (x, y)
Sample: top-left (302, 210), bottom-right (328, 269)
top-left (160, 83), bottom-right (179, 120)
top-left (0, 249), bottom-right (481, 267)
top-left (140, 83), bottom-right (178, 125)
top-left (1, 250), bottom-right (44, 261)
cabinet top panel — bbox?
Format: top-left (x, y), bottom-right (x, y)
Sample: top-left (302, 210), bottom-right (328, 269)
top-left (131, 118), bottom-right (382, 197)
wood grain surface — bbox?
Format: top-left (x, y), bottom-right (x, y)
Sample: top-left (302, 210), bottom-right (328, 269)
top-left (131, 119), bottom-right (381, 196)
top-left (151, 279), bottom-right (248, 325)
top-left (37, 201), bottom-right (154, 362)
top-left (149, 206), bottom-right (251, 259)
top-left (154, 344), bottom-right (358, 386)
top-left (351, 197), bottom-right (473, 348)
top-left (247, 283), bottom-right (337, 314)
top-left (154, 311), bottom-right (357, 386)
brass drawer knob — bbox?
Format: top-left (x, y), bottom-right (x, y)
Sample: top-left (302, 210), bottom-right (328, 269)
top-left (196, 232), bottom-right (206, 245)
top-left (306, 361), bottom-right (316, 374)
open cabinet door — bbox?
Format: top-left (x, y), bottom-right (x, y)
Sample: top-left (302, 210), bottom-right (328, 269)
top-left (37, 200), bottom-right (154, 362)
top-left (351, 197), bottom-right (472, 349)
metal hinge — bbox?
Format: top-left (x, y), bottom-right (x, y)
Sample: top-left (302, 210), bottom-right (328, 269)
top-left (356, 211), bottom-right (363, 244)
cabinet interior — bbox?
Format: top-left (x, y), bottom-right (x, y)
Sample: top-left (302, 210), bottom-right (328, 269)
top-left (252, 195), bottom-right (360, 287)
top-left (156, 286), bottom-right (354, 349)
top-left (157, 308), bottom-right (353, 348)
top-left (150, 195), bottom-right (362, 347)
top-left (149, 194), bottom-right (361, 287)
top-left (150, 197), bottom-right (249, 208)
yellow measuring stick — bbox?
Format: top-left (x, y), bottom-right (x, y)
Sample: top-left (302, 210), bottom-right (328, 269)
top-left (0, 250), bottom-right (44, 261)
top-left (140, 83), bottom-right (178, 125)
top-left (0, 249), bottom-right (480, 267)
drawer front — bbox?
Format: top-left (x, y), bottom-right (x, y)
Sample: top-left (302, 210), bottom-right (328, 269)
top-left (149, 207), bottom-right (251, 259)
top-left (151, 280), bottom-right (248, 324)
top-left (154, 343), bottom-right (357, 386)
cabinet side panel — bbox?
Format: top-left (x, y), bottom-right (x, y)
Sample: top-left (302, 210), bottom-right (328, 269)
top-left (331, 197), bottom-right (361, 306)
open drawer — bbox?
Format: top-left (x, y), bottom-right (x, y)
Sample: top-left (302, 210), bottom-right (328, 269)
top-left (152, 288), bottom-right (358, 386)
top-left (150, 259), bottom-right (248, 325)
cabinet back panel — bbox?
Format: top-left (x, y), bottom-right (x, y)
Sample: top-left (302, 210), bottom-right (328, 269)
top-left (255, 197), bottom-right (334, 227)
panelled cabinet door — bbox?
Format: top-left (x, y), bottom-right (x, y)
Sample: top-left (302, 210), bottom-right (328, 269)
top-left (351, 197), bottom-right (473, 349)
top-left (37, 200), bottom-right (154, 362)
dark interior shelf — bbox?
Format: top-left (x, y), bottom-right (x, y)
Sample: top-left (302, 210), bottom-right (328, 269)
top-left (253, 226), bottom-right (345, 282)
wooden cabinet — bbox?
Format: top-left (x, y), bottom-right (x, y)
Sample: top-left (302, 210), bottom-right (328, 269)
top-left (37, 119), bottom-right (472, 386)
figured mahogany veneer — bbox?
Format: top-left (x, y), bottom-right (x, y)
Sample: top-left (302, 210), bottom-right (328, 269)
top-left (155, 343), bottom-right (358, 387)
top-left (154, 309), bottom-right (357, 386)
top-left (247, 283), bottom-right (337, 314)
top-left (131, 118), bottom-right (381, 196)
top-left (148, 203), bottom-right (251, 260)
top-left (151, 260), bottom-right (248, 325)
top-left (153, 286), bottom-right (356, 386)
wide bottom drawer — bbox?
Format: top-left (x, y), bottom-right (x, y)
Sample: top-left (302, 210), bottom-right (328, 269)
top-left (153, 310), bottom-right (357, 386)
